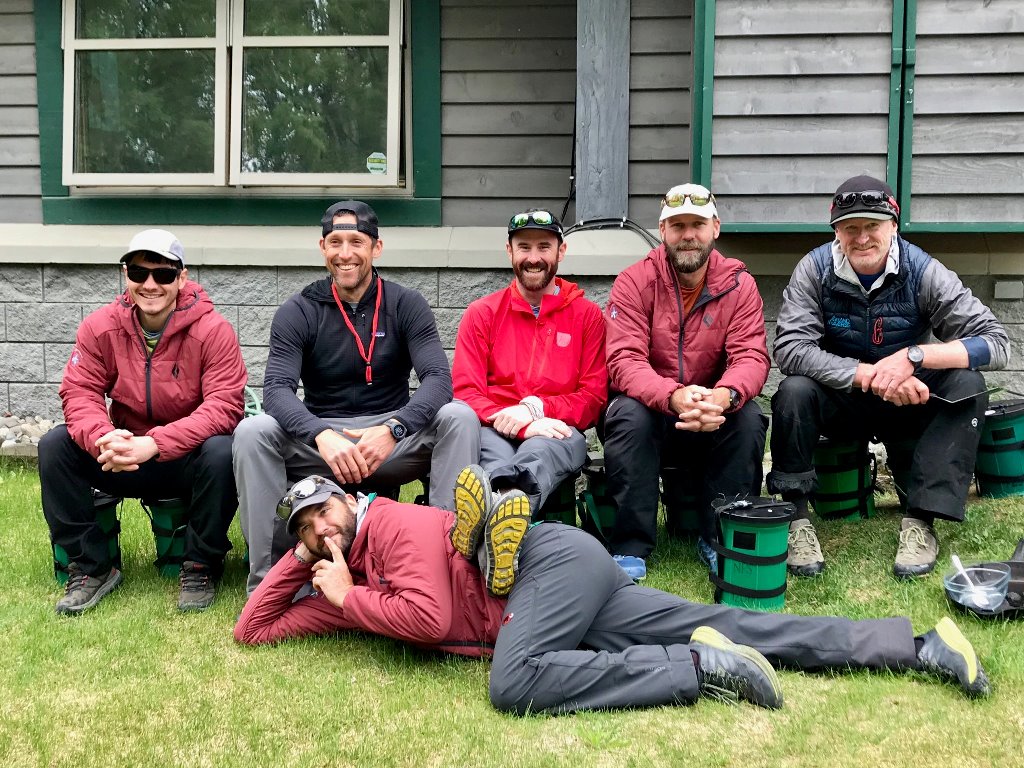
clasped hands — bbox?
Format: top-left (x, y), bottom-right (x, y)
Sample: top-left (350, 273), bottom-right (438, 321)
top-left (670, 385), bottom-right (729, 432)
top-left (854, 349), bottom-right (929, 406)
top-left (487, 404), bottom-right (571, 440)
top-left (315, 424), bottom-right (397, 485)
top-left (94, 429), bottom-right (159, 472)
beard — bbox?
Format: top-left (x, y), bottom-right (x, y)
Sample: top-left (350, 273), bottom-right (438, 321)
top-left (666, 239), bottom-right (714, 274)
top-left (513, 260), bottom-right (558, 293)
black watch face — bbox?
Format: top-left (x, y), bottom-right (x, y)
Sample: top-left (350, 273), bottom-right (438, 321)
top-left (390, 422), bottom-right (407, 439)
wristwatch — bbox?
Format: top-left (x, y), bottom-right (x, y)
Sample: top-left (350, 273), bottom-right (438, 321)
top-left (727, 388), bottom-right (741, 411)
top-left (907, 345), bottom-right (924, 372)
top-left (384, 418), bottom-right (408, 441)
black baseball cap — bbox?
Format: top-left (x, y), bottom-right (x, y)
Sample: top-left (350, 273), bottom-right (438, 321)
top-left (829, 175), bottom-right (900, 227)
top-left (507, 209), bottom-right (563, 241)
top-left (321, 200), bottom-right (379, 240)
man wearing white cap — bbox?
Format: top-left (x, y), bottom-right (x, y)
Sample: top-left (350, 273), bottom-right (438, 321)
top-left (601, 184), bottom-right (770, 581)
top-left (39, 229), bottom-right (247, 615)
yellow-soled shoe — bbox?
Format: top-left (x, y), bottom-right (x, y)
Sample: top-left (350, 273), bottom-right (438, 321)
top-left (451, 464), bottom-right (492, 558)
top-left (485, 491), bottom-right (532, 597)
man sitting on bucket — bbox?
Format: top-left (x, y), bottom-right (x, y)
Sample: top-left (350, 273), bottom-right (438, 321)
top-left (235, 468), bottom-right (992, 715)
top-left (769, 175), bottom-right (1009, 579)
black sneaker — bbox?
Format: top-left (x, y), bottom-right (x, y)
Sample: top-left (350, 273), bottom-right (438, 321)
top-left (451, 464), bottom-right (493, 558)
top-left (178, 560), bottom-right (216, 612)
top-left (484, 491), bottom-right (532, 597)
top-left (917, 617), bottom-right (991, 697)
top-left (56, 564), bottom-right (123, 615)
top-left (691, 626), bottom-right (784, 709)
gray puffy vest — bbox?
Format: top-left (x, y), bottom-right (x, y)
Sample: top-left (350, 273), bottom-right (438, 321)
top-left (811, 238), bottom-right (931, 363)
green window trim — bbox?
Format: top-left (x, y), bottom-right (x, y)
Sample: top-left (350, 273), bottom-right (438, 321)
top-left (33, 0), bottom-right (441, 226)
top-left (690, 0), bottom-right (1024, 233)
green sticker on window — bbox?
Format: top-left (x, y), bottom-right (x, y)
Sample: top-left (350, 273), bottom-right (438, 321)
top-left (366, 152), bottom-right (388, 174)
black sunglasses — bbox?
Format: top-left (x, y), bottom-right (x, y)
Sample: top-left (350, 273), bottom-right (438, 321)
top-left (125, 264), bottom-right (181, 285)
top-left (509, 210), bottom-right (558, 231)
top-left (276, 475), bottom-right (331, 521)
top-left (831, 190), bottom-right (900, 214)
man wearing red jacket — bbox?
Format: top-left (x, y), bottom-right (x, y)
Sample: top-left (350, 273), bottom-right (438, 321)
top-left (39, 229), bottom-right (247, 615)
top-left (451, 209), bottom-right (606, 549)
top-left (603, 185), bottom-right (770, 580)
top-left (234, 474), bottom-right (991, 714)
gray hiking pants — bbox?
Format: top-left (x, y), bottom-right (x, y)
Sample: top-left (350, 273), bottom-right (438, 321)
top-left (489, 523), bottom-right (918, 714)
top-left (234, 401), bottom-right (479, 594)
top-left (480, 427), bottom-right (587, 512)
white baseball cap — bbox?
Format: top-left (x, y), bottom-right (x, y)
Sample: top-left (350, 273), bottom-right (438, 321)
top-left (659, 183), bottom-right (718, 222)
top-left (121, 229), bottom-right (185, 265)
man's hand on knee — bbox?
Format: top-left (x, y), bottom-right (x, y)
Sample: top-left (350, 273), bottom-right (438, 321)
top-left (523, 417), bottom-right (572, 439)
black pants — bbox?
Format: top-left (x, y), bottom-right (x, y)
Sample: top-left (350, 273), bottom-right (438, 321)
top-left (489, 524), bottom-right (917, 714)
top-left (601, 395), bottom-right (768, 556)
top-left (767, 370), bottom-right (988, 522)
top-left (39, 425), bottom-right (237, 577)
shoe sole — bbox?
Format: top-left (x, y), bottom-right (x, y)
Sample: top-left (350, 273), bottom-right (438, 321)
top-left (452, 465), bottom-right (491, 558)
top-left (787, 561), bottom-right (825, 577)
top-left (934, 617), bottom-right (985, 694)
top-left (485, 492), bottom-right (531, 597)
top-left (178, 592), bottom-right (216, 612)
top-left (892, 560), bottom-right (936, 579)
top-left (56, 568), bottom-right (124, 616)
top-left (691, 625), bottom-right (783, 709)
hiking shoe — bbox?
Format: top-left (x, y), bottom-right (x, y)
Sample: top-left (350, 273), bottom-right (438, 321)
top-left (484, 491), bottom-right (532, 597)
top-left (56, 564), bottom-right (123, 615)
top-left (178, 560), bottom-right (216, 612)
top-left (917, 617), bottom-right (990, 697)
top-left (893, 517), bottom-right (938, 578)
top-left (696, 537), bottom-right (719, 573)
top-left (691, 625), bottom-right (783, 709)
top-left (612, 554), bottom-right (647, 581)
top-left (452, 464), bottom-right (493, 558)
top-left (787, 518), bottom-right (825, 577)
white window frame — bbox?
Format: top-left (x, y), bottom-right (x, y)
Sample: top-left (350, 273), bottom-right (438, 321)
top-left (61, 0), bottom-right (403, 189)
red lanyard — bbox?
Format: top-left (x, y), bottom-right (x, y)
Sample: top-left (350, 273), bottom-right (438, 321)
top-left (331, 277), bottom-right (383, 385)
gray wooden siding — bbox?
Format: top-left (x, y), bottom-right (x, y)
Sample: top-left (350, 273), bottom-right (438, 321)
top-left (439, 0), bottom-right (576, 226)
top-left (710, 0), bottom-right (892, 225)
top-left (627, 0), bottom-right (692, 227)
top-left (910, 0), bottom-right (1024, 223)
top-left (0, 1), bottom-right (41, 223)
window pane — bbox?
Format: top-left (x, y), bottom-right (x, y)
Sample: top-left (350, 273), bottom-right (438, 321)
top-left (76, 0), bottom-right (216, 39)
top-left (243, 0), bottom-right (390, 37)
top-left (74, 50), bottom-right (216, 174)
top-left (241, 47), bottom-right (389, 174)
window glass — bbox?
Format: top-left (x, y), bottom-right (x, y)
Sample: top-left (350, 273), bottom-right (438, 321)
top-left (242, 0), bottom-right (389, 37)
top-left (241, 47), bottom-right (389, 174)
top-left (76, 0), bottom-right (217, 39)
top-left (74, 50), bottom-right (216, 174)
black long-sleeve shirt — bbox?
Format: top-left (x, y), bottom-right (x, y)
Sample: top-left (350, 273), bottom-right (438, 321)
top-left (263, 273), bottom-right (453, 444)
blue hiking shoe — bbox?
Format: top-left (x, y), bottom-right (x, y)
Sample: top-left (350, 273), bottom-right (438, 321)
top-left (612, 554), bottom-right (647, 581)
top-left (697, 537), bottom-right (719, 573)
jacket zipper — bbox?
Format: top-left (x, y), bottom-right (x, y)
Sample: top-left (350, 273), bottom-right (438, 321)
top-left (670, 269), bottom-right (742, 383)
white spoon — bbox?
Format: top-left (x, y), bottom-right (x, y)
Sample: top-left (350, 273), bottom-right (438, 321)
top-left (951, 554), bottom-right (989, 610)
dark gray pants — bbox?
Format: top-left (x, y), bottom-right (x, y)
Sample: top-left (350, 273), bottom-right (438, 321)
top-left (480, 426), bottom-right (587, 512)
top-left (601, 395), bottom-right (768, 555)
top-left (489, 524), bottom-right (917, 714)
top-left (767, 370), bottom-right (988, 521)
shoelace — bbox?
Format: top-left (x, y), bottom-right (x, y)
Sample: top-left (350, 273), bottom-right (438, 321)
top-left (64, 569), bottom-right (91, 593)
top-left (180, 568), bottom-right (211, 591)
top-left (897, 525), bottom-right (931, 556)
top-left (788, 526), bottom-right (821, 559)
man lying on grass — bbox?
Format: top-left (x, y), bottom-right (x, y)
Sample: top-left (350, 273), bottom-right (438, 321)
top-left (234, 467), bottom-right (991, 714)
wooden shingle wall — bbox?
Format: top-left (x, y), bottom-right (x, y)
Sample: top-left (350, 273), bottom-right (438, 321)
top-left (910, 0), bottom-right (1024, 223)
top-left (439, 0), bottom-right (577, 226)
top-left (627, 0), bottom-right (693, 227)
top-left (710, 0), bottom-right (893, 224)
top-left (0, 0), bottom-right (41, 223)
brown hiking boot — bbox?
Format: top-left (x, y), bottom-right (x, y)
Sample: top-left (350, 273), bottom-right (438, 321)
top-left (893, 517), bottom-right (938, 578)
top-left (178, 560), bottom-right (216, 611)
top-left (787, 518), bottom-right (825, 577)
top-left (56, 564), bottom-right (123, 615)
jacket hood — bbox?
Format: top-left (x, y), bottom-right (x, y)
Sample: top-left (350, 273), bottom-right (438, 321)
top-left (116, 279), bottom-right (214, 335)
top-left (646, 244), bottom-right (748, 296)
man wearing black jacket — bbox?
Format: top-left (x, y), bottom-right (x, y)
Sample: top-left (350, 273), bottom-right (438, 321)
top-left (234, 201), bottom-right (478, 593)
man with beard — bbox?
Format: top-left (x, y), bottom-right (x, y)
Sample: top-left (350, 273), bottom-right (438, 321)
top-left (232, 200), bottom-right (479, 594)
top-left (602, 185), bottom-right (770, 581)
top-left (450, 209), bottom-right (606, 593)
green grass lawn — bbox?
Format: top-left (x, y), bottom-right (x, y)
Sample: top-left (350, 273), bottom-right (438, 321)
top-left (2, 457), bottom-right (1022, 768)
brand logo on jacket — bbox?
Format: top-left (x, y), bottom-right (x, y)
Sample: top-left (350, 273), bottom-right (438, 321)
top-left (872, 318), bottom-right (884, 345)
top-left (827, 315), bottom-right (851, 329)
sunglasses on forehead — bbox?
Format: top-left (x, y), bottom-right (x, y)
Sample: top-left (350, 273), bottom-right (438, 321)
top-left (662, 190), bottom-right (716, 208)
top-left (276, 475), bottom-right (331, 521)
top-left (831, 190), bottom-right (900, 213)
top-left (509, 210), bottom-right (557, 230)
top-left (125, 264), bottom-right (181, 285)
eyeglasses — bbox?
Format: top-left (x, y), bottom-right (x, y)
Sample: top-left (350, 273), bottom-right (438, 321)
top-left (509, 210), bottom-right (557, 230)
top-left (276, 475), bottom-right (330, 521)
top-left (125, 264), bottom-right (181, 285)
top-left (831, 190), bottom-right (900, 213)
top-left (662, 190), bottom-right (716, 208)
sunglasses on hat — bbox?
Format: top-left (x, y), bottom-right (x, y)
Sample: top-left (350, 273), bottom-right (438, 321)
top-left (508, 210), bottom-right (557, 230)
top-left (125, 264), bottom-right (181, 285)
top-left (276, 475), bottom-right (330, 521)
top-left (831, 190), bottom-right (900, 213)
top-left (662, 190), bottom-right (716, 209)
